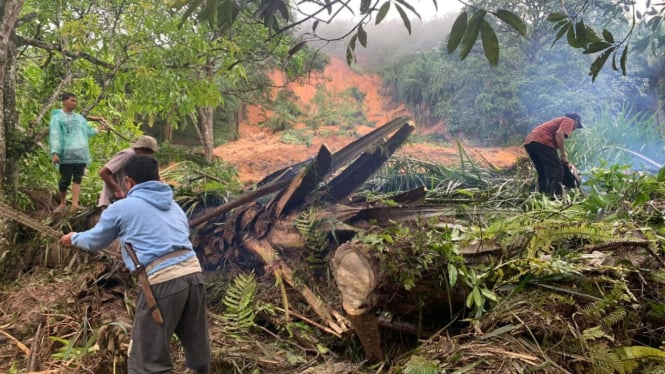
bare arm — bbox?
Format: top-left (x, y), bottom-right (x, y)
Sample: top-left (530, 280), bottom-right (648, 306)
top-left (86, 116), bottom-right (108, 131)
top-left (99, 167), bottom-right (125, 200)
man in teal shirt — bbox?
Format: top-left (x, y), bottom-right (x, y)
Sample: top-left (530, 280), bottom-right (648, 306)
top-left (49, 93), bottom-right (106, 212)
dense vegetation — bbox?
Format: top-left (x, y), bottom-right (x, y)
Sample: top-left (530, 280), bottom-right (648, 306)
top-left (367, 1), bottom-right (664, 150)
top-left (1, 0), bottom-right (665, 372)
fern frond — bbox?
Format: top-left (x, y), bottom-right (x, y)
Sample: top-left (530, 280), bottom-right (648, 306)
top-left (602, 308), bottom-right (627, 328)
top-left (527, 223), bottom-right (619, 256)
top-left (582, 300), bottom-right (608, 321)
top-left (296, 208), bottom-right (330, 268)
top-left (222, 273), bottom-right (258, 331)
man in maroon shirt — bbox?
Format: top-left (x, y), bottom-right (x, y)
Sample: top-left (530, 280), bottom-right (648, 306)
top-left (524, 113), bottom-right (583, 195)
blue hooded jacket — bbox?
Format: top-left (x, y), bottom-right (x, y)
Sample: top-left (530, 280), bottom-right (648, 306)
top-left (72, 180), bottom-right (195, 275)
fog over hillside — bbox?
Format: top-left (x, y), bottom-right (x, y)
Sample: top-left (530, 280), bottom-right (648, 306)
top-left (298, 15), bottom-right (457, 70)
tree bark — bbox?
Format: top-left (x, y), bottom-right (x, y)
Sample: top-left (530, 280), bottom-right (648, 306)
top-left (164, 120), bottom-right (173, 142)
top-left (199, 61), bottom-right (216, 162)
top-left (198, 105), bottom-right (214, 162)
top-left (0, 0), bottom-right (26, 191)
top-left (3, 37), bottom-right (18, 204)
top-left (0, 0), bottom-right (25, 265)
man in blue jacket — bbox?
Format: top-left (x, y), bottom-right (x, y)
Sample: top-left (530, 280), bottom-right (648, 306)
top-left (60, 155), bottom-right (210, 373)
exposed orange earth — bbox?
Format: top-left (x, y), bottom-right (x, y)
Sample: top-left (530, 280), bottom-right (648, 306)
top-left (214, 58), bottom-right (525, 185)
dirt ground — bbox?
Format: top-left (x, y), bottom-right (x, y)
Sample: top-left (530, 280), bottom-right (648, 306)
top-left (214, 58), bottom-right (524, 185)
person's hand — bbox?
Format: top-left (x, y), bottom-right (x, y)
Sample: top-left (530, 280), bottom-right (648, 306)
top-left (60, 232), bottom-right (76, 247)
top-left (52, 154), bottom-right (60, 164)
top-left (97, 118), bottom-right (109, 131)
top-left (113, 190), bottom-right (125, 201)
top-left (561, 157), bottom-right (569, 166)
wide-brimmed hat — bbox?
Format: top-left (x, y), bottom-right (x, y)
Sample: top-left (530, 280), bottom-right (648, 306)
top-left (132, 135), bottom-right (159, 152)
top-left (565, 113), bottom-right (583, 129)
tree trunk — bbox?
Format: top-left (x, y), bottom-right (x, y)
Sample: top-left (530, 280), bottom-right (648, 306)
top-left (0, 0), bottom-right (26, 265)
top-left (163, 120), bottom-right (173, 142)
top-left (0, 0), bottom-right (26, 192)
top-left (200, 61), bottom-right (215, 162)
top-left (199, 106), bottom-right (214, 162)
top-left (3, 36), bottom-right (19, 204)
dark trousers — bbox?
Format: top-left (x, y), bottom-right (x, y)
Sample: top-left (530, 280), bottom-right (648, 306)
top-left (524, 142), bottom-right (563, 195)
top-left (58, 163), bottom-right (86, 192)
top-left (128, 272), bottom-right (210, 373)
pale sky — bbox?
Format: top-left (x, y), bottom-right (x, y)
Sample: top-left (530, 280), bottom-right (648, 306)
top-left (298, 0), bottom-right (464, 22)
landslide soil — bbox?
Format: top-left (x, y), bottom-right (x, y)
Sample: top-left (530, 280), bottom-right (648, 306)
top-left (214, 58), bottom-right (524, 185)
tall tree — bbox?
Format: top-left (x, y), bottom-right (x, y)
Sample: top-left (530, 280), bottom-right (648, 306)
top-left (0, 0), bottom-right (26, 199)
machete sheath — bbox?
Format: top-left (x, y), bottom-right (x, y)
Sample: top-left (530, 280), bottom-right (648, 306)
top-left (124, 242), bottom-right (164, 325)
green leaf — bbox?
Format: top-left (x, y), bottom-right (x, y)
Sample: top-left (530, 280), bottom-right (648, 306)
top-left (447, 11), bottom-right (467, 53)
top-left (360, 0), bottom-right (371, 14)
top-left (472, 286), bottom-right (482, 306)
top-left (465, 291), bottom-right (474, 308)
top-left (218, 0), bottom-right (237, 26)
top-left (582, 326), bottom-right (607, 340)
top-left (395, 3), bottom-right (412, 34)
top-left (492, 9), bottom-right (526, 36)
top-left (375, 2), bottom-right (391, 25)
top-left (589, 47), bottom-right (614, 81)
top-left (346, 46), bottom-right (354, 65)
top-left (277, 1), bottom-right (289, 20)
top-left (584, 41), bottom-right (612, 54)
top-left (480, 287), bottom-right (497, 302)
top-left (288, 41), bottom-right (307, 58)
top-left (358, 25), bottom-right (367, 47)
top-left (582, 26), bottom-right (602, 44)
top-left (480, 19), bottom-right (499, 65)
top-left (615, 346), bottom-right (665, 361)
top-left (395, 0), bottom-right (420, 20)
top-left (620, 45), bottom-right (628, 75)
top-left (448, 264), bottom-right (458, 286)
top-left (552, 21), bottom-right (571, 46)
top-left (546, 12), bottom-right (569, 22)
top-left (602, 29), bottom-right (615, 43)
top-left (459, 10), bottom-right (486, 59)
top-left (553, 19), bottom-right (569, 30)
top-left (316, 343), bottom-right (329, 354)
top-left (404, 355), bottom-right (440, 374)
top-left (567, 24), bottom-right (583, 48)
